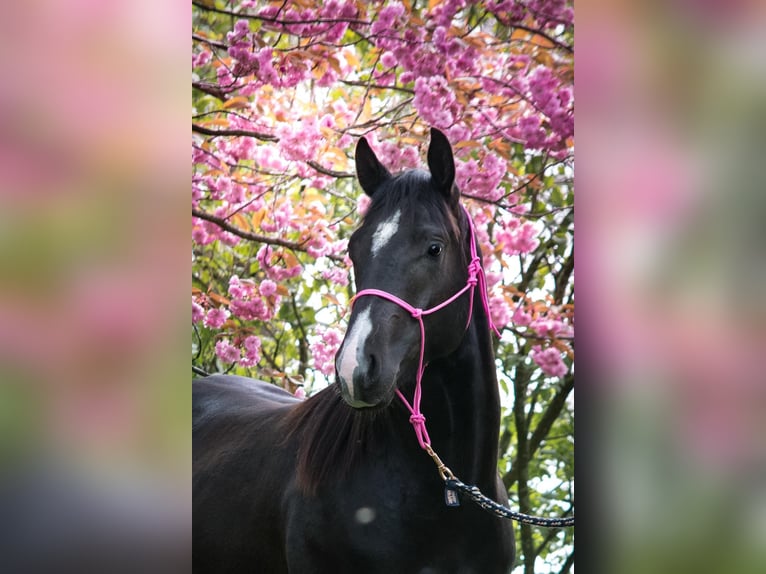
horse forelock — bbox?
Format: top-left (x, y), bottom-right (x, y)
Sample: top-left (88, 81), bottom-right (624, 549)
top-left (359, 169), bottom-right (462, 252)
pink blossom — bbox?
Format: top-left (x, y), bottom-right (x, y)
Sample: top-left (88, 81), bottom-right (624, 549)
top-left (191, 180), bottom-right (203, 204)
top-left (230, 298), bottom-right (270, 321)
top-left (244, 335), bottom-right (261, 353)
top-left (413, 76), bottom-right (457, 129)
top-left (216, 65), bottom-right (235, 88)
top-left (277, 118), bottom-right (322, 161)
top-left (530, 318), bottom-right (573, 339)
top-left (192, 50), bottom-right (211, 68)
top-left (228, 275), bottom-right (247, 299)
top-left (215, 339), bottom-right (240, 364)
top-left (232, 19), bottom-right (250, 37)
top-left (255, 47), bottom-right (279, 85)
top-left (432, 26), bottom-right (461, 57)
top-left (496, 218), bottom-right (540, 255)
top-left (272, 202), bottom-right (294, 229)
top-left (319, 114), bottom-right (335, 129)
top-left (242, 335), bottom-right (261, 364)
top-left (528, 66), bottom-right (558, 110)
top-left (321, 267), bottom-right (349, 286)
top-left (380, 51), bottom-right (397, 69)
top-left (530, 345), bottom-right (568, 378)
top-left (307, 234), bottom-right (329, 258)
top-left (518, 114), bottom-right (547, 150)
top-left (450, 45), bottom-right (480, 76)
top-left (192, 298), bottom-right (204, 324)
top-left (311, 327), bottom-right (344, 376)
top-left (282, 265), bottom-right (303, 280)
top-left (400, 146), bottom-right (419, 168)
top-left (512, 305), bottom-right (532, 327)
top-left (294, 387), bottom-right (306, 399)
top-left (427, 0), bottom-right (467, 27)
top-left (192, 226), bottom-right (213, 246)
top-left (204, 307), bottom-right (230, 329)
top-left (371, 2), bottom-right (405, 36)
top-left (455, 152), bottom-right (507, 200)
top-left (251, 144), bottom-right (288, 172)
top-left (259, 280), bottom-right (277, 297)
top-left (489, 294), bottom-right (512, 329)
top-left (357, 194), bottom-right (371, 216)
top-left (219, 231), bottom-right (240, 246)
top-left (528, 0), bottom-right (573, 27)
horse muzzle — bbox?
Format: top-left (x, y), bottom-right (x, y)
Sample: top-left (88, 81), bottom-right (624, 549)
top-left (334, 305), bottom-right (409, 409)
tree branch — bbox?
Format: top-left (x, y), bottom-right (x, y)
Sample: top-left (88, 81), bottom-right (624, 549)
top-left (192, 123), bottom-right (277, 141)
top-left (511, 362), bottom-right (536, 574)
top-left (192, 1), bottom-right (370, 26)
top-left (558, 550), bottom-right (574, 574)
top-left (192, 33), bottom-right (227, 50)
top-left (339, 79), bottom-right (415, 94)
top-left (192, 81), bottom-right (232, 102)
top-left (503, 374), bottom-right (574, 488)
top-left (553, 249), bottom-right (574, 304)
top-left (306, 160), bottom-right (354, 179)
top-left (290, 292), bottom-right (309, 380)
top-left (509, 24), bottom-right (574, 54)
top-left (193, 125), bottom-right (355, 177)
top-left (517, 212), bottom-right (572, 294)
top-left (192, 365), bottom-right (210, 377)
top-left (192, 207), bottom-right (345, 262)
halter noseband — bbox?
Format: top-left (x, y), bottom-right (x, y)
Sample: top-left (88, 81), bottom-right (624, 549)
top-left (351, 205), bottom-right (500, 453)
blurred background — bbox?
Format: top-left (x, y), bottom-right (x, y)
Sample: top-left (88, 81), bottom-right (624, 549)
top-left (578, 0), bottom-right (766, 572)
top-left (0, 1), bottom-right (190, 571)
top-left (0, 0), bottom-right (764, 572)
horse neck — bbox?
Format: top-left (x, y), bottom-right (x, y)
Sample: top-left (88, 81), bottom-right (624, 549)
top-left (420, 288), bottom-right (501, 488)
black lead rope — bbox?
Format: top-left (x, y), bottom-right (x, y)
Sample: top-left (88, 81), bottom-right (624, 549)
top-left (423, 444), bottom-right (574, 528)
top-left (443, 477), bottom-right (575, 528)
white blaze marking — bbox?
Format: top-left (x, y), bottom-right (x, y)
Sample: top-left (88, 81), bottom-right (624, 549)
top-left (370, 209), bottom-right (401, 257)
top-left (337, 307), bottom-right (373, 400)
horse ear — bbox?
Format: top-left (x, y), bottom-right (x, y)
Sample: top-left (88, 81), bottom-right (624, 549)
top-left (427, 127), bottom-right (459, 206)
top-left (355, 137), bottom-right (391, 197)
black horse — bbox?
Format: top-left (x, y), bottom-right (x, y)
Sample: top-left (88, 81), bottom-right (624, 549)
top-left (193, 128), bottom-right (515, 573)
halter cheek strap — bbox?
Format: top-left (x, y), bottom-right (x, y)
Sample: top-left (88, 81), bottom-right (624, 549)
top-left (350, 205), bottom-right (499, 451)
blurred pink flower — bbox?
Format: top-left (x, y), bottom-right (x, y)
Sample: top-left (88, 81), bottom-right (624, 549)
top-left (259, 280), bottom-right (277, 298)
top-left (215, 339), bottom-right (240, 364)
top-left (204, 307), bottom-right (229, 329)
top-left (242, 335), bottom-right (261, 364)
top-left (371, 2), bottom-right (405, 36)
top-left (530, 345), bottom-right (568, 378)
top-left (512, 305), bottom-right (532, 327)
top-left (192, 298), bottom-right (204, 324)
top-left (311, 327), bottom-right (344, 376)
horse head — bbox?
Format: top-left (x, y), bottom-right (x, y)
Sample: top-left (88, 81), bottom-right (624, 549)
top-left (335, 128), bottom-right (473, 408)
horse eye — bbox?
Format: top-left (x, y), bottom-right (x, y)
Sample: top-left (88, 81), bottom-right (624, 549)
top-left (427, 243), bottom-right (443, 257)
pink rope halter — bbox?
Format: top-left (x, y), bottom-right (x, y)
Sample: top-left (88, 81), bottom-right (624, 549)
top-left (351, 205), bottom-right (500, 452)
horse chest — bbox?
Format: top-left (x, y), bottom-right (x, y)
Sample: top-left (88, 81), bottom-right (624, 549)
top-left (285, 463), bottom-right (511, 574)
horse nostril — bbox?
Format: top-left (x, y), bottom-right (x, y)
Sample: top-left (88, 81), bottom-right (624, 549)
top-left (367, 353), bottom-right (378, 379)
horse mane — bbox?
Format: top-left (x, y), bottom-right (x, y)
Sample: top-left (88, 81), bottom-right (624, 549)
top-left (282, 384), bottom-right (397, 495)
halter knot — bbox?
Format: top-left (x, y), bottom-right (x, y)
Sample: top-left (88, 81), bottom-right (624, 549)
top-left (409, 413), bottom-right (426, 425)
top-left (410, 308), bottom-right (423, 319)
top-left (466, 258), bottom-right (481, 286)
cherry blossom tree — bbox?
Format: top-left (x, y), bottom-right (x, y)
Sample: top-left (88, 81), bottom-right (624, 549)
top-left (193, 1), bottom-right (573, 571)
